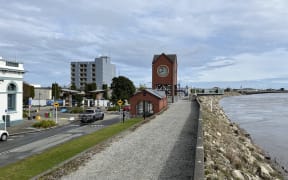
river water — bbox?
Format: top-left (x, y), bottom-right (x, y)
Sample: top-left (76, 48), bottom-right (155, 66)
top-left (220, 93), bottom-right (288, 169)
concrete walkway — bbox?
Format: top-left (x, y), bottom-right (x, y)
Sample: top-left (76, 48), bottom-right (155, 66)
top-left (62, 98), bottom-right (199, 180)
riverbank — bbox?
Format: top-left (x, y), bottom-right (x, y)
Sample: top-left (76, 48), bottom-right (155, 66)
top-left (199, 94), bottom-right (285, 179)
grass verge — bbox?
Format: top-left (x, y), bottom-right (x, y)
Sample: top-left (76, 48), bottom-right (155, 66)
top-left (0, 118), bottom-right (141, 180)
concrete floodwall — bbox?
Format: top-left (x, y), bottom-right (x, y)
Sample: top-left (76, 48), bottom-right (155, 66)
top-left (192, 97), bottom-right (204, 180)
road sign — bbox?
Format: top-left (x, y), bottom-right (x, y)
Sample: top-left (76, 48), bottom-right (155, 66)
top-left (117, 99), bottom-right (123, 106)
top-left (54, 102), bottom-right (59, 107)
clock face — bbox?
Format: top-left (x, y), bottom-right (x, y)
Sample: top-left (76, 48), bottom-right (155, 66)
top-left (157, 65), bottom-right (169, 77)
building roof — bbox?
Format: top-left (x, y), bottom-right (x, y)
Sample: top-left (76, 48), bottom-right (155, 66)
top-left (134, 89), bottom-right (166, 99)
top-left (152, 53), bottom-right (177, 64)
top-left (146, 89), bottom-right (166, 99)
top-left (61, 88), bottom-right (81, 94)
top-left (89, 89), bottom-right (104, 93)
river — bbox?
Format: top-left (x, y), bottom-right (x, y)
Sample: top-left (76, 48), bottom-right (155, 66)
top-left (220, 93), bottom-right (288, 169)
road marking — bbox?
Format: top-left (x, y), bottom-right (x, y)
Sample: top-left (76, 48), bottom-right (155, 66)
top-left (89, 124), bottom-right (104, 127)
top-left (10, 135), bottom-right (24, 138)
top-left (69, 124), bottom-right (81, 127)
top-left (0, 150), bottom-right (11, 156)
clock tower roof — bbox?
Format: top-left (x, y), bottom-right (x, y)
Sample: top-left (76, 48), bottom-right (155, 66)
top-left (152, 53), bottom-right (177, 64)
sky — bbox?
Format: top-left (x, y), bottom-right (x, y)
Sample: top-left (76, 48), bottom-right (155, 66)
top-left (1, 0), bottom-right (288, 89)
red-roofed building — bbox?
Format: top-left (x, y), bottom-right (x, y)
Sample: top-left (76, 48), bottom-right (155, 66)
top-left (129, 89), bottom-right (167, 117)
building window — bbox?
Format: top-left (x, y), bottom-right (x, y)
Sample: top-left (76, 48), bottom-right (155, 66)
top-left (6, 61), bottom-right (19, 67)
top-left (7, 83), bottom-right (17, 111)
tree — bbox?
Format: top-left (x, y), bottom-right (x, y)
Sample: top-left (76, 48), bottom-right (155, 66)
top-left (85, 83), bottom-right (97, 92)
top-left (138, 84), bottom-right (146, 91)
top-left (74, 94), bottom-right (83, 107)
top-left (52, 83), bottom-right (61, 99)
top-left (23, 82), bottom-right (34, 105)
top-left (70, 83), bottom-right (77, 90)
top-left (102, 84), bottom-right (109, 99)
top-left (85, 83), bottom-right (97, 99)
top-left (225, 87), bottom-right (232, 92)
top-left (110, 76), bottom-right (136, 104)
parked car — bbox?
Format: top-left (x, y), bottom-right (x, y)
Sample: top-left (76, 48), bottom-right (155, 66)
top-left (79, 108), bottom-right (104, 123)
top-left (0, 130), bottom-right (9, 141)
top-left (59, 107), bottom-right (69, 113)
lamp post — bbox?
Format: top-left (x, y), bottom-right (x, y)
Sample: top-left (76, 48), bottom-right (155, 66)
top-left (38, 92), bottom-right (41, 111)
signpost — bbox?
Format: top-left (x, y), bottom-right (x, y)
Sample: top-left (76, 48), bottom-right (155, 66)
top-left (117, 100), bottom-right (124, 123)
top-left (28, 97), bottom-right (32, 120)
top-left (54, 102), bottom-right (59, 124)
top-left (117, 99), bottom-right (123, 106)
top-left (2, 111), bottom-right (7, 131)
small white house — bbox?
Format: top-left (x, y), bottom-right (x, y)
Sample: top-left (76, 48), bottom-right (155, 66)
top-left (0, 58), bottom-right (25, 127)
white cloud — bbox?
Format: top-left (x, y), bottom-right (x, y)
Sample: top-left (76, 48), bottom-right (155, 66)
top-left (1, 0), bottom-right (288, 88)
top-left (0, 42), bottom-right (14, 47)
top-left (11, 2), bottom-right (41, 12)
top-left (196, 48), bottom-right (288, 82)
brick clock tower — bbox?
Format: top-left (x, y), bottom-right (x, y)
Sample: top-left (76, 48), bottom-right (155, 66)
top-left (152, 53), bottom-right (177, 103)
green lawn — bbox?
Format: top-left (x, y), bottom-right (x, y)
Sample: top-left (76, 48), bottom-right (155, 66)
top-left (0, 118), bottom-right (141, 180)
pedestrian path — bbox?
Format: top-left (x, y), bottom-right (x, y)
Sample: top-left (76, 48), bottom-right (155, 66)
top-left (62, 98), bottom-right (199, 180)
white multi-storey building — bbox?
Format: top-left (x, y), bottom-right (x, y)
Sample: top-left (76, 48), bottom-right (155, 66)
top-left (71, 56), bottom-right (116, 89)
top-left (0, 57), bottom-right (25, 127)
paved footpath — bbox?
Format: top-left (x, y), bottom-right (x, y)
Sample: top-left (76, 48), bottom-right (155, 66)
top-left (62, 98), bottom-right (199, 180)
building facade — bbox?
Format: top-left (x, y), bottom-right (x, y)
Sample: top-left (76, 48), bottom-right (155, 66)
top-left (0, 58), bottom-right (25, 127)
top-left (71, 56), bottom-right (116, 90)
top-left (152, 53), bottom-right (178, 103)
top-left (32, 87), bottom-right (52, 107)
top-left (129, 89), bottom-right (167, 117)
top-left (34, 87), bottom-right (52, 100)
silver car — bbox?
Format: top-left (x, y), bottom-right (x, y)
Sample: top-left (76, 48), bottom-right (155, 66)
top-left (80, 108), bottom-right (104, 123)
top-left (0, 130), bottom-right (9, 141)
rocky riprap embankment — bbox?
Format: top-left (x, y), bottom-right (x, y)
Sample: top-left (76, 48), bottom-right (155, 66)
top-left (199, 95), bottom-right (284, 180)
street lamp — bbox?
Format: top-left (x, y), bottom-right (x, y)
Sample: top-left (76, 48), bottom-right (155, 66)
top-left (38, 92), bottom-right (41, 111)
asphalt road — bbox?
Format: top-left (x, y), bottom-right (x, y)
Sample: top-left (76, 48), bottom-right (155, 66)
top-left (0, 115), bottom-right (121, 167)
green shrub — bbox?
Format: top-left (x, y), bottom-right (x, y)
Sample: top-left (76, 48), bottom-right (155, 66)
top-left (107, 106), bottom-right (119, 111)
top-left (23, 110), bottom-right (28, 118)
top-left (33, 120), bottom-right (56, 128)
top-left (70, 107), bottom-right (84, 114)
